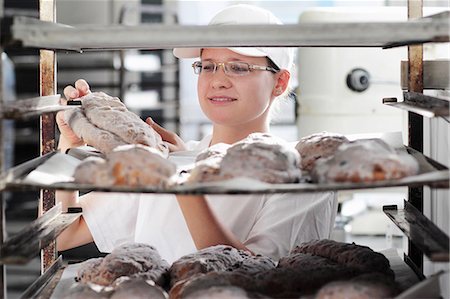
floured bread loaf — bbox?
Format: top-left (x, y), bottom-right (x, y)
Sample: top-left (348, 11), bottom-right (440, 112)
top-left (220, 133), bottom-right (301, 183)
top-left (195, 143), bottom-right (230, 162)
top-left (312, 139), bottom-right (419, 183)
top-left (65, 92), bottom-right (168, 156)
top-left (169, 245), bottom-right (260, 288)
top-left (295, 132), bottom-right (349, 172)
top-left (65, 108), bottom-right (127, 154)
top-left (77, 243), bottom-right (169, 287)
top-left (186, 156), bottom-right (228, 184)
top-left (186, 144), bottom-right (229, 184)
top-left (188, 133), bottom-right (301, 184)
top-left (73, 144), bottom-right (176, 188)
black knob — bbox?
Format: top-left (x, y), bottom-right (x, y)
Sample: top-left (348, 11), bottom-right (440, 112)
top-left (346, 68), bottom-right (370, 92)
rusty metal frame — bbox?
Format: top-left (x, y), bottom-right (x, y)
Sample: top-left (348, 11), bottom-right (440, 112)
top-left (407, 0), bottom-right (425, 273)
top-left (0, 0), bottom-right (6, 296)
top-left (39, 0), bottom-right (57, 274)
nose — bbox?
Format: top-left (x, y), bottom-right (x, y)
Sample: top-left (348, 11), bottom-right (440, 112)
top-left (211, 64), bottom-right (232, 89)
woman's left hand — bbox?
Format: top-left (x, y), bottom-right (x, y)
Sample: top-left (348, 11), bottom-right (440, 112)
top-left (146, 117), bottom-right (187, 152)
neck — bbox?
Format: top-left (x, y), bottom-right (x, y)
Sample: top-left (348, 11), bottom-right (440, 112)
top-left (210, 122), bottom-right (270, 145)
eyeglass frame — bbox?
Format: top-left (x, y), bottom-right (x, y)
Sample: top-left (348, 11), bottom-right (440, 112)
top-left (191, 60), bottom-right (279, 76)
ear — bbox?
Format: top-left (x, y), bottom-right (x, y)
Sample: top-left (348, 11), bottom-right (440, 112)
top-left (272, 70), bottom-right (291, 97)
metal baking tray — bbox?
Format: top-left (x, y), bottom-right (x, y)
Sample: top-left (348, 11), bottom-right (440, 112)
top-left (8, 12), bottom-right (449, 51)
top-left (0, 204), bottom-right (81, 265)
top-left (21, 256), bottom-right (65, 299)
top-left (383, 92), bottom-right (450, 118)
top-left (0, 94), bottom-right (80, 120)
top-left (47, 248), bottom-right (441, 299)
top-left (384, 200), bottom-right (449, 262)
top-left (0, 145), bottom-right (448, 195)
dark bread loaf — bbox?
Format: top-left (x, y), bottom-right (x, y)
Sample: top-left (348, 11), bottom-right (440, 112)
top-left (110, 278), bottom-right (168, 299)
top-left (315, 273), bottom-right (400, 299)
top-left (169, 245), bottom-right (253, 287)
top-left (292, 239), bottom-right (395, 279)
top-left (77, 243), bottom-right (169, 287)
top-left (170, 272), bottom-right (262, 299)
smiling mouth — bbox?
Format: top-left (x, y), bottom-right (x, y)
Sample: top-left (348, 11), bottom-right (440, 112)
top-left (208, 97), bottom-right (237, 102)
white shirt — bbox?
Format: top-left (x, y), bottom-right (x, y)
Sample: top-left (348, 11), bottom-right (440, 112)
top-left (80, 136), bottom-right (337, 263)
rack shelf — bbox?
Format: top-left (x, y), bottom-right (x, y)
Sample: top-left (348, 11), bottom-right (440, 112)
top-left (6, 14), bottom-right (449, 51)
top-left (383, 200), bottom-right (450, 262)
top-left (383, 92), bottom-right (450, 118)
top-left (0, 204), bottom-right (81, 265)
top-left (401, 60), bottom-right (450, 90)
top-left (20, 256), bottom-right (64, 298)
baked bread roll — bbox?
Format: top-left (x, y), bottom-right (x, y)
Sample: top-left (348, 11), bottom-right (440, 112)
top-left (220, 133), bottom-right (301, 183)
top-left (76, 243), bottom-right (169, 287)
top-left (64, 283), bottom-right (111, 299)
top-left (257, 253), bottom-right (356, 297)
top-left (185, 157), bottom-right (225, 184)
top-left (312, 139), bottom-right (419, 183)
top-left (195, 143), bottom-right (230, 163)
top-left (65, 108), bottom-right (127, 154)
top-left (110, 278), bottom-right (168, 299)
top-left (188, 133), bottom-right (301, 184)
top-left (65, 92), bottom-right (168, 156)
top-left (73, 144), bottom-right (176, 188)
top-left (295, 132), bottom-right (349, 171)
top-left (170, 272), bottom-right (264, 299)
top-left (169, 245), bottom-right (275, 288)
top-left (169, 245), bottom-right (252, 288)
top-left (315, 273), bottom-right (400, 299)
top-left (291, 239), bottom-right (395, 279)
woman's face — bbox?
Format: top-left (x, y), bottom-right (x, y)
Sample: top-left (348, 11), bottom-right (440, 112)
top-left (197, 48), bottom-right (279, 128)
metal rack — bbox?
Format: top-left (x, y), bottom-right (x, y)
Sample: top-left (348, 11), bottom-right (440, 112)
top-left (0, 0), bottom-right (449, 297)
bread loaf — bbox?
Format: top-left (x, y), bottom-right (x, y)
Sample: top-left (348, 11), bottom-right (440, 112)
top-left (220, 133), bottom-right (301, 184)
top-left (65, 92), bottom-right (168, 156)
top-left (77, 243), bottom-right (169, 287)
top-left (73, 144), bottom-right (176, 188)
top-left (169, 245), bottom-right (252, 287)
top-left (291, 239), bottom-right (395, 279)
top-left (312, 139), bottom-right (419, 183)
top-left (295, 132), bottom-right (349, 172)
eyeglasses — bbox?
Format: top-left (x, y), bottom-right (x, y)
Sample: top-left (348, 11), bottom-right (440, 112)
top-left (192, 61), bottom-right (279, 77)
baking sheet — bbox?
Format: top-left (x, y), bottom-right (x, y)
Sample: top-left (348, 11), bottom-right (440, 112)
top-left (2, 132), bottom-right (449, 194)
top-left (49, 249), bottom-right (436, 298)
top-left (0, 94), bottom-right (80, 119)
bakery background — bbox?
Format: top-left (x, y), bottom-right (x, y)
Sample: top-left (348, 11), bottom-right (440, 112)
top-left (0, 0), bottom-right (449, 298)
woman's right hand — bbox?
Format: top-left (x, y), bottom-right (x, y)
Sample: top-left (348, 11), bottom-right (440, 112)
top-left (56, 79), bottom-right (91, 152)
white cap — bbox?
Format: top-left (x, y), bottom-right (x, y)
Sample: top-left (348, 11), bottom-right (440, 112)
top-left (173, 4), bottom-right (294, 70)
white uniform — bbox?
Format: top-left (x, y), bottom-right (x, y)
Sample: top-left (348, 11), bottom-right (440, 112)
top-left (80, 136), bottom-right (338, 263)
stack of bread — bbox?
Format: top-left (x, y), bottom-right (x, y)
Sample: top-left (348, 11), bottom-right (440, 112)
top-left (295, 132), bottom-right (419, 183)
top-left (66, 240), bottom-right (400, 298)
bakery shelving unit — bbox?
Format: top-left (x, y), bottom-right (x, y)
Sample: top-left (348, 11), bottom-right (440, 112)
top-left (0, 0), bottom-right (449, 297)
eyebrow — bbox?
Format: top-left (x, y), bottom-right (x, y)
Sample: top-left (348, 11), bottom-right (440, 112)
top-left (200, 58), bottom-right (246, 62)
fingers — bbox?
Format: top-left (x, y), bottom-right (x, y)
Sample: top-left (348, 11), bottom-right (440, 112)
top-left (146, 118), bottom-right (179, 144)
top-left (55, 111), bottom-right (66, 128)
top-left (63, 79), bottom-right (91, 101)
top-left (75, 79), bottom-right (91, 95)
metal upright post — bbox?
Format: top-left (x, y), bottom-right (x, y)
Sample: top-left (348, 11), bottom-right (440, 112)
top-left (39, 0), bottom-right (57, 273)
top-left (0, 0), bottom-right (7, 296)
top-left (407, 0), bottom-right (424, 272)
